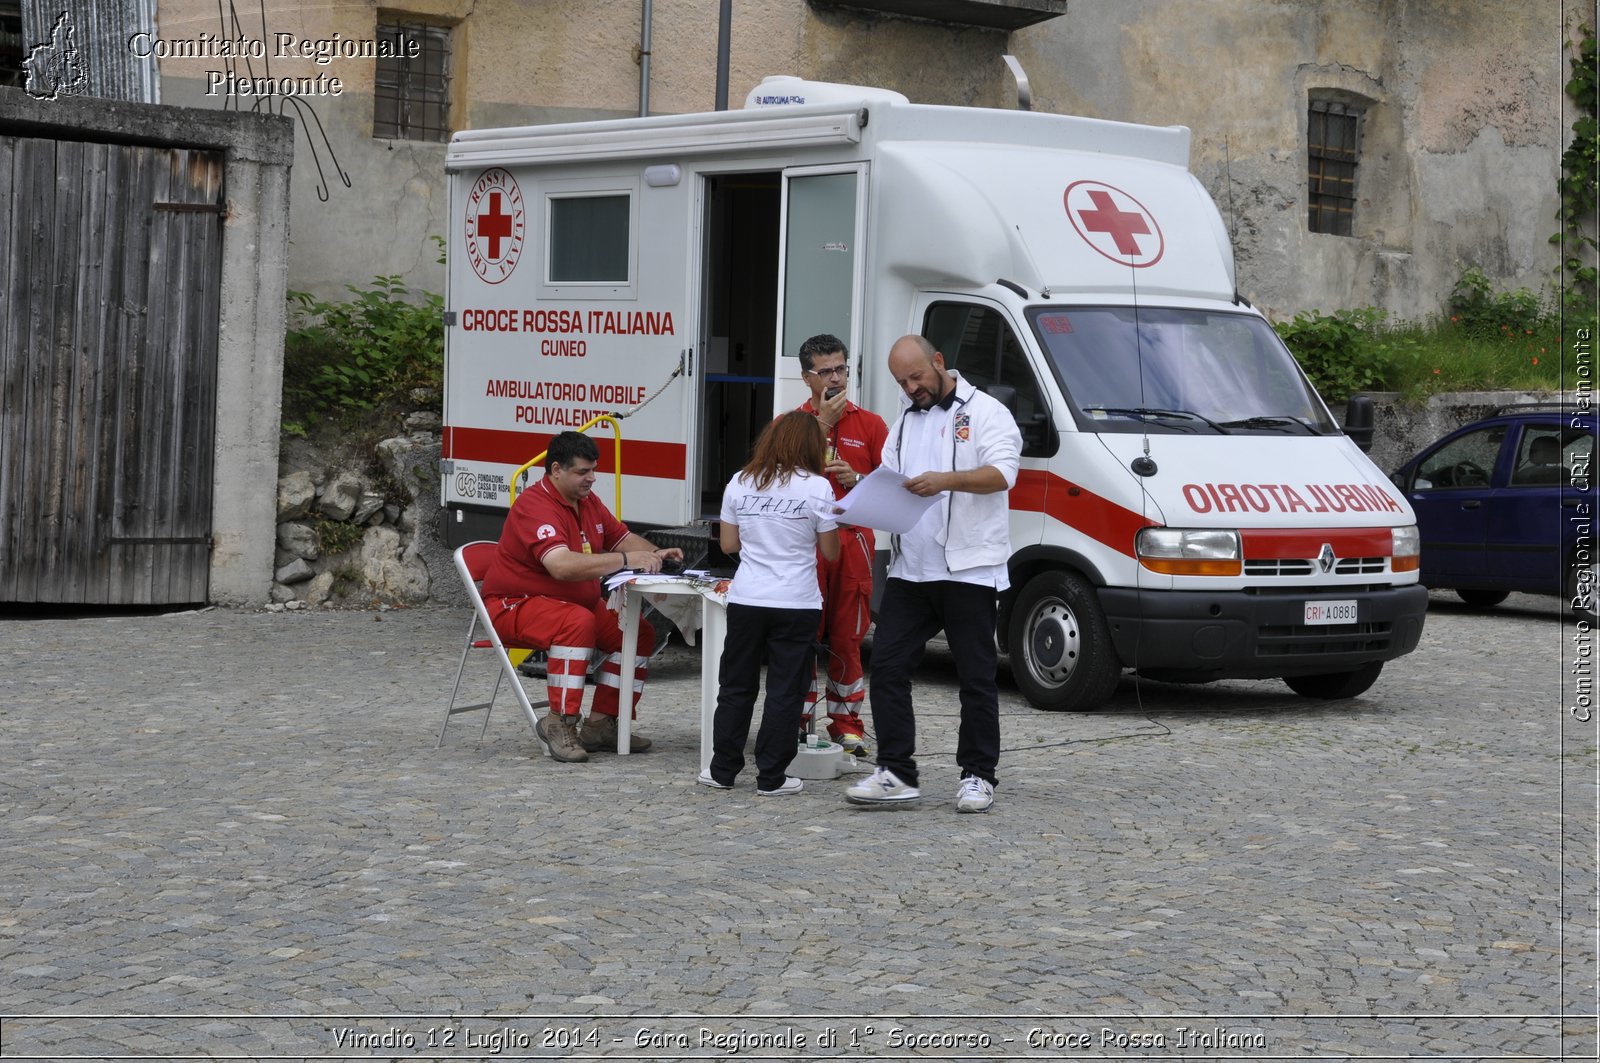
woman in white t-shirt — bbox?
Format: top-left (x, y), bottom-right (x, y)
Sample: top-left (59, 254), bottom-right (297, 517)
top-left (699, 411), bottom-right (840, 796)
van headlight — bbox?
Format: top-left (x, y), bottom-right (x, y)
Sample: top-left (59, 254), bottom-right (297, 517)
top-left (1136, 527), bottom-right (1242, 576)
top-left (1391, 525), bottom-right (1420, 572)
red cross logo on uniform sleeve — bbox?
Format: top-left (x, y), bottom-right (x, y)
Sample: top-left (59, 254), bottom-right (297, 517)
top-left (1064, 180), bottom-right (1164, 268)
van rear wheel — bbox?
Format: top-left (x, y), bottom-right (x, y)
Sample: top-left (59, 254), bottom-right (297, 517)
top-left (1008, 570), bottom-right (1121, 712)
top-left (1283, 661), bottom-right (1383, 700)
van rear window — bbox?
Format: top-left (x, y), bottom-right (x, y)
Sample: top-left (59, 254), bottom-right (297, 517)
top-left (549, 194), bottom-right (630, 282)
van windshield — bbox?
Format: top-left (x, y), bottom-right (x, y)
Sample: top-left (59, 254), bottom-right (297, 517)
top-left (1026, 307), bottom-right (1336, 435)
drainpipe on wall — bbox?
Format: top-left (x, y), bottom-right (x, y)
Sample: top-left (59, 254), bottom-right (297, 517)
top-left (714, 0), bottom-right (730, 109)
top-left (638, 0), bottom-right (652, 117)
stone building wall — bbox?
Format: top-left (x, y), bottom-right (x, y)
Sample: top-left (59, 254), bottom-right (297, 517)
top-left (269, 392), bottom-right (462, 611)
top-left (142, 0), bottom-right (1577, 323)
top-left (1004, 0), bottom-right (1575, 322)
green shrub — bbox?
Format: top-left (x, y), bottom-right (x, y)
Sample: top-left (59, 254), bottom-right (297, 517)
top-left (1274, 264), bottom-right (1566, 404)
top-left (1554, 24), bottom-right (1598, 324)
top-left (1272, 306), bottom-right (1388, 401)
top-left (1374, 317), bottom-right (1561, 402)
top-left (1447, 266), bottom-right (1546, 336)
top-left (314, 515), bottom-right (367, 557)
top-left (283, 275), bottom-right (444, 429)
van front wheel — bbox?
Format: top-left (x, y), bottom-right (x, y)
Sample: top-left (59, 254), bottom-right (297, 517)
top-left (1283, 662), bottom-right (1383, 700)
top-left (1007, 570), bottom-right (1121, 712)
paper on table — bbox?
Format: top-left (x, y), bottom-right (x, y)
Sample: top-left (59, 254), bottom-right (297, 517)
top-left (821, 466), bottom-right (940, 534)
top-left (604, 570), bottom-right (704, 593)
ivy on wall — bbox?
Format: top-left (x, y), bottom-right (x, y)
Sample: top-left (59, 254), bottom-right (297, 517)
top-left (1555, 22), bottom-right (1598, 319)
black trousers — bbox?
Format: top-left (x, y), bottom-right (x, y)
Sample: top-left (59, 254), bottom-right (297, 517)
top-left (710, 603), bottom-right (822, 790)
top-left (867, 577), bottom-right (1001, 788)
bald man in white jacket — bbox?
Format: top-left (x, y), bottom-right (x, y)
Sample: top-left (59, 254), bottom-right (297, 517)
top-left (846, 335), bottom-right (1022, 814)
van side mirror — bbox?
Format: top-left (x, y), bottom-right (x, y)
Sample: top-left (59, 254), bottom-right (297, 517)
top-left (1344, 395), bottom-right (1375, 453)
top-left (983, 383), bottom-right (1053, 452)
top-left (985, 384), bottom-right (1019, 415)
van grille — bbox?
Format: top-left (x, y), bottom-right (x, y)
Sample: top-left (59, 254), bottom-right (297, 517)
top-left (1244, 557), bottom-right (1387, 577)
top-left (1245, 559), bottom-right (1315, 577)
top-left (1256, 621), bottom-right (1394, 656)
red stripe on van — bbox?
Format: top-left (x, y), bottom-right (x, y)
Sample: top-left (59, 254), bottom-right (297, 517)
top-left (1010, 469), bottom-right (1155, 557)
top-left (1240, 528), bottom-right (1394, 558)
top-left (443, 427), bottom-right (688, 479)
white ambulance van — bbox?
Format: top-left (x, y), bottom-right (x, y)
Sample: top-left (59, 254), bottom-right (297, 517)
top-left (441, 76), bottom-right (1427, 711)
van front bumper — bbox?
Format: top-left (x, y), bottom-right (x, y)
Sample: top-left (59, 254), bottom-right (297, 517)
top-left (1097, 584), bottom-right (1428, 681)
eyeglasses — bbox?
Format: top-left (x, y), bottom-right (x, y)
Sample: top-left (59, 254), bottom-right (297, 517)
top-left (806, 365), bottom-right (849, 379)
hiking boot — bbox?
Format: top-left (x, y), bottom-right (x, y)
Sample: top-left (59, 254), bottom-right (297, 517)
top-left (844, 766), bottom-right (921, 806)
top-left (955, 775), bottom-right (995, 814)
top-left (535, 712), bottom-right (588, 763)
top-left (579, 713), bottom-right (652, 754)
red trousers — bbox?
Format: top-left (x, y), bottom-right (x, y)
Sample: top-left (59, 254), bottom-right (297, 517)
top-left (806, 525), bottom-right (874, 736)
top-left (490, 596), bottom-right (655, 719)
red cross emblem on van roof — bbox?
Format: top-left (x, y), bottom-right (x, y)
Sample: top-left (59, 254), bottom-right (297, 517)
top-left (1064, 180), bottom-right (1164, 268)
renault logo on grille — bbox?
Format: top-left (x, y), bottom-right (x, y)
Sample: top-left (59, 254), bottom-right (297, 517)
top-left (1318, 543), bottom-right (1337, 573)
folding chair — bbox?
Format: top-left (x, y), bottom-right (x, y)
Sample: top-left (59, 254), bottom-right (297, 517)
top-left (439, 541), bottom-right (549, 746)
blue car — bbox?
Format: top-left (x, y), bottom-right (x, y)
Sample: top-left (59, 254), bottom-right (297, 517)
top-left (1391, 403), bottom-right (1596, 620)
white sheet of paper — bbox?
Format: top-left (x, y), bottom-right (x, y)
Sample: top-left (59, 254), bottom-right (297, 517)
top-left (823, 466), bottom-right (940, 534)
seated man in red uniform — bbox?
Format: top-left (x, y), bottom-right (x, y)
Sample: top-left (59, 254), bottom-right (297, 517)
top-left (481, 431), bottom-right (683, 763)
top-left (796, 333), bottom-right (887, 758)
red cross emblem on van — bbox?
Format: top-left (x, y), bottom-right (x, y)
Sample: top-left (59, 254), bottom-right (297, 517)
top-left (465, 168), bottom-right (526, 284)
top-left (1064, 180), bottom-right (1164, 268)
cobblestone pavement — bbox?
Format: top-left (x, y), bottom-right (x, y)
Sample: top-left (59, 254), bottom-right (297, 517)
top-left (1, 589), bottom-right (1593, 1061)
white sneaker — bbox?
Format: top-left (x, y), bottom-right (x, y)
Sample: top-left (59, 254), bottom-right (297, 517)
top-left (696, 768), bottom-right (732, 790)
top-left (845, 766), bottom-right (921, 805)
top-left (955, 776), bottom-right (995, 813)
top-left (756, 776), bottom-right (804, 796)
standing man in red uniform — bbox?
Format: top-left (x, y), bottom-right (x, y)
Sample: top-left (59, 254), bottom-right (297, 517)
top-left (796, 333), bottom-right (888, 758)
top-left (481, 431), bottom-right (683, 763)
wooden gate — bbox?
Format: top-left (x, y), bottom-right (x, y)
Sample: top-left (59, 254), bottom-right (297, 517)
top-left (0, 135), bottom-right (224, 604)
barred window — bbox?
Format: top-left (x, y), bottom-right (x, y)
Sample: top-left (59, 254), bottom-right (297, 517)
top-left (1308, 99), bottom-right (1362, 236)
top-left (373, 19), bottom-right (452, 142)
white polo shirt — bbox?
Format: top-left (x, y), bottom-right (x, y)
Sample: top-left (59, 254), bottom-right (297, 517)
top-left (720, 469), bottom-right (839, 609)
